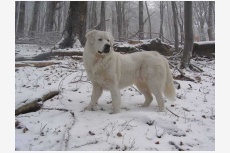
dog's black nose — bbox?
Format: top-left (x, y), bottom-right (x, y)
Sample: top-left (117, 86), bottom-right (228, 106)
top-left (104, 44), bottom-right (111, 53)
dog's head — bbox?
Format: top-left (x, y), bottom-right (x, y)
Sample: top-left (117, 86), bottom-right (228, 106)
top-left (85, 30), bottom-right (114, 54)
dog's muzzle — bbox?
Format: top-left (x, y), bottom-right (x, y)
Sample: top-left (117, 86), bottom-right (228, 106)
top-left (103, 44), bottom-right (111, 53)
top-left (98, 44), bottom-right (111, 54)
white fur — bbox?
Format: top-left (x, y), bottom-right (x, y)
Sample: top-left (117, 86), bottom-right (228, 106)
top-left (83, 30), bottom-right (176, 114)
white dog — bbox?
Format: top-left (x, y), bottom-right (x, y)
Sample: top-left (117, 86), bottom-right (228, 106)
top-left (83, 30), bottom-right (176, 114)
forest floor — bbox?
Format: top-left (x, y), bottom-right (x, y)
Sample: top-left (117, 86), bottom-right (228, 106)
top-left (15, 44), bottom-right (215, 151)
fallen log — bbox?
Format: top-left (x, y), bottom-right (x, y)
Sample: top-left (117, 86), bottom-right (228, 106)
top-left (113, 38), bottom-right (173, 56)
top-left (15, 91), bottom-right (60, 116)
top-left (15, 51), bottom-right (83, 62)
top-left (138, 38), bottom-right (173, 56)
top-left (192, 41), bottom-right (215, 57)
top-left (15, 61), bottom-right (61, 68)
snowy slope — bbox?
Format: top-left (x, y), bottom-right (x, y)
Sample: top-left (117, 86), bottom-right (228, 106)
top-left (15, 44), bottom-right (215, 151)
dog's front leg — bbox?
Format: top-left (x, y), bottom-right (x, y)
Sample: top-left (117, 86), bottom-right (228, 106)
top-left (110, 87), bottom-right (121, 114)
top-left (85, 83), bottom-right (102, 111)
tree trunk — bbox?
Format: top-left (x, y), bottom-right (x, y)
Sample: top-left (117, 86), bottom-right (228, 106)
top-left (29, 1), bottom-right (40, 37)
top-left (17, 1), bottom-right (26, 38)
top-left (57, 1), bottom-right (87, 48)
top-left (180, 1), bottom-right (194, 69)
top-left (15, 1), bottom-right (19, 34)
top-left (95, 1), bottom-right (106, 31)
top-left (207, 1), bottom-right (214, 41)
top-left (45, 1), bottom-right (57, 32)
top-left (159, 1), bottom-right (164, 41)
top-left (145, 1), bottom-right (152, 39)
top-left (88, 1), bottom-right (97, 30)
top-left (139, 1), bottom-right (144, 39)
top-left (116, 1), bottom-right (123, 41)
top-left (122, 2), bottom-right (126, 40)
top-left (171, 1), bottom-right (179, 52)
top-left (177, 2), bottom-right (184, 45)
top-left (194, 2), bottom-right (206, 41)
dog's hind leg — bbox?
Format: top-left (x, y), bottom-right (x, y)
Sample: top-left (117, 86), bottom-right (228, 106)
top-left (135, 81), bottom-right (153, 107)
top-left (153, 90), bottom-right (165, 111)
top-left (148, 82), bottom-right (165, 112)
top-left (85, 83), bottom-right (103, 111)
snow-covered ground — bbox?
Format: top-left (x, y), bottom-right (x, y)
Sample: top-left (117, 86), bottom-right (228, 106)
top-left (15, 44), bottom-right (215, 151)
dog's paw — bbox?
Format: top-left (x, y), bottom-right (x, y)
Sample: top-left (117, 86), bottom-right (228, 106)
top-left (84, 106), bottom-right (95, 111)
top-left (141, 103), bottom-right (150, 107)
top-left (158, 107), bottom-right (166, 112)
top-left (110, 110), bottom-right (120, 114)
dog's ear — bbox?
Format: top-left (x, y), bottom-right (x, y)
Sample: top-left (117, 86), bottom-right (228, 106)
top-left (85, 30), bottom-right (97, 44)
top-left (107, 32), bottom-right (114, 46)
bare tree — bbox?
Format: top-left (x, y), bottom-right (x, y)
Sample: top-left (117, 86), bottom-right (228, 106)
top-left (116, 1), bottom-right (123, 41)
top-left (29, 2), bottom-right (40, 36)
top-left (159, 1), bottom-right (164, 41)
top-left (15, 1), bottom-right (19, 34)
top-left (122, 2), bottom-right (127, 39)
top-left (139, 1), bottom-right (144, 39)
top-left (88, 1), bottom-right (97, 30)
top-left (193, 2), bottom-right (207, 41)
top-left (57, 1), bottom-right (87, 48)
top-left (207, 1), bottom-right (214, 40)
top-left (180, 1), bottom-right (194, 69)
top-left (144, 1), bottom-right (152, 39)
top-left (171, 1), bottom-right (179, 52)
top-left (95, 1), bottom-right (106, 31)
top-left (177, 2), bottom-right (184, 45)
top-left (17, 1), bottom-right (26, 38)
top-left (165, 2), bottom-right (173, 41)
top-left (45, 2), bottom-right (58, 32)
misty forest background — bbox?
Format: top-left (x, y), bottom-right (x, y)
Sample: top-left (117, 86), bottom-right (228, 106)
top-left (15, 1), bottom-right (215, 68)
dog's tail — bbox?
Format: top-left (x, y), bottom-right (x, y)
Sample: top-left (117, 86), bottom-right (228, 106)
top-left (163, 58), bottom-right (176, 101)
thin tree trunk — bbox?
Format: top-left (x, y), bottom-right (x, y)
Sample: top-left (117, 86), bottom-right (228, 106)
top-left (145, 1), bottom-right (152, 39)
top-left (207, 1), bottom-right (214, 40)
top-left (180, 1), bottom-right (194, 69)
top-left (139, 1), bottom-right (144, 39)
top-left (89, 1), bottom-right (97, 30)
top-left (177, 2), bottom-right (184, 45)
top-left (17, 1), bottom-right (26, 38)
top-left (159, 1), bottom-right (164, 41)
top-left (122, 2), bottom-right (126, 40)
top-left (171, 1), bottom-right (179, 52)
top-left (45, 2), bottom-right (57, 32)
top-left (15, 1), bottom-right (19, 34)
top-left (95, 1), bottom-right (106, 31)
top-left (112, 5), bottom-right (116, 38)
top-left (57, 1), bottom-right (87, 48)
top-left (116, 1), bottom-right (123, 41)
top-left (29, 1), bottom-right (40, 36)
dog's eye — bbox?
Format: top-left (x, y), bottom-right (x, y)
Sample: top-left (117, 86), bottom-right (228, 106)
top-left (107, 39), bottom-right (109, 42)
top-left (98, 38), bottom-right (102, 41)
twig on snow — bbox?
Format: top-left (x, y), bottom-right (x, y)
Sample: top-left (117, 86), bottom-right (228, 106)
top-left (166, 107), bottom-right (180, 118)
top-left (61, 111), bottom-right (76, 151)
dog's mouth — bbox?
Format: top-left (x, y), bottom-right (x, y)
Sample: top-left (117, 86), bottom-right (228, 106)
top-left (98, 51), bottom-right (103, 54)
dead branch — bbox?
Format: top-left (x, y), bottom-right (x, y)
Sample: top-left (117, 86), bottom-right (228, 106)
top-left (74, 140), bottom-right (98, 149)
top-left (15, 61), bottom-right (61, 68)
top-left (168, 62), bottom-right (185, 75)
top-left (168, 62), bottom-right (196, 82)
top-left (15, 91), bottom-right (60, 116)
top-left (166, 107), bottom-right (180, 118)
top-left (15, 51), bottom-right (83, 62)
top-left (15, 100), bottom-right (42, 116)
top-left (41, 107), bottom-right (69, 112)
top-left (61, 111), bottom-right (76, 151)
